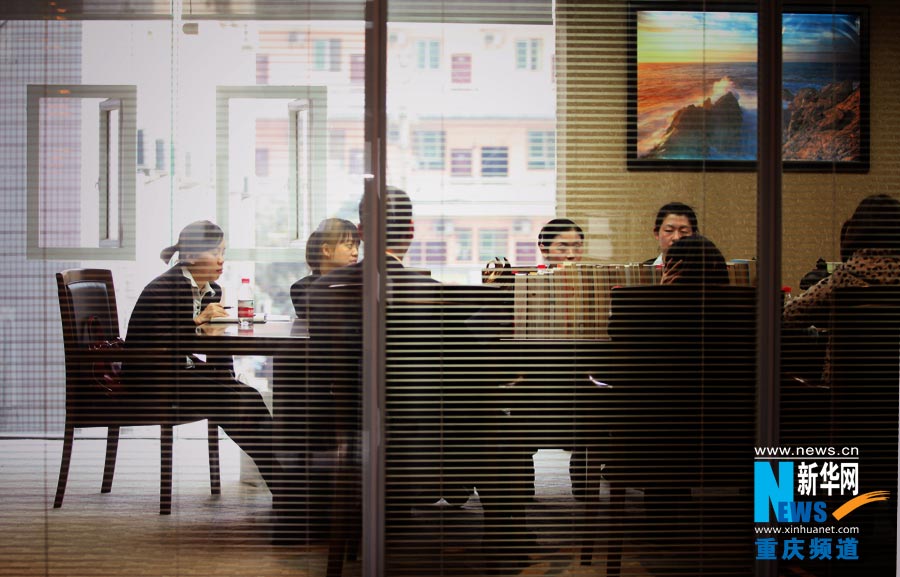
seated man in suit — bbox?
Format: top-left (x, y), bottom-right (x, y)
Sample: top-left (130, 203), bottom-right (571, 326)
top-left (644, 201), bottom-right (700, 266)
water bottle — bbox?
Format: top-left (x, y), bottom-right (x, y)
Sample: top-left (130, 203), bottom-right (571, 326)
top-left (237, 277), bottom-right (255, 328)
top-left (781, 286), bottom-right (793, 306)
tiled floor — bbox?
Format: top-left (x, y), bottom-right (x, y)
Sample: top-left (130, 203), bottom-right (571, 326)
top-left (0, 430), bottom-right (625, 577)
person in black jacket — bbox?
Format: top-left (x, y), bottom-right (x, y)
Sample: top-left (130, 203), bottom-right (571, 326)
top-left (290, 217), bottom-right (359, 318)
top-left (660, 234), bottom-right (729, 286)
top-left (309, 189), bottom-right (536, 572)
top-left (124, 220), bottom-right (278, 491)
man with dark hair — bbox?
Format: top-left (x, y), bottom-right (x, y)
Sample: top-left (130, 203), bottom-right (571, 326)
top-left (361, 185), bottom-right (416, 255)
top-left (645, 201), bottom-right (700, 265)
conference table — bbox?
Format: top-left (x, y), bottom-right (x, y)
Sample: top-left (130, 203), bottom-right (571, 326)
top-left (195, 314), bottom-right (615, 544)
top-left (193, 288), bottom-right (756, 575)
top-left (197, 318), bottom-right (317, 531)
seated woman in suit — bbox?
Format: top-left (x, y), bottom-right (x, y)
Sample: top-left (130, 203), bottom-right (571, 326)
top-left (609, 234), bottom-right (734, 355)
top-left (538, 217), bottom-right (585, 265)
top-left (290, 217), bottom-right (359, 317)
top-left (606, 235), bottom-right (755, 562)
top-left (124, 220), bottom-right (279, 491)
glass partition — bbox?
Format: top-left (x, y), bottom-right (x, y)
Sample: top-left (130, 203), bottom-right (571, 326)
top-left (4, 0), bottom-right (900, 575)
top-left (779, 1), bottom-right (898, 574)
top-left (0, 6), bottom-right (367, 576)
top-left (380, 0), bottom-right (759, 575)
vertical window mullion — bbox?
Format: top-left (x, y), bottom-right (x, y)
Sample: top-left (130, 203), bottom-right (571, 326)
top-left (98, 98), bottom-right (121, 246)
top-left (289, 99), bottom-right (311, 245)
top-left (430, 40), bottom-right (440, 69)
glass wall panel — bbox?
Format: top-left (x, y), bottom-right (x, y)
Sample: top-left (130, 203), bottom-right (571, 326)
top-left (779, 1), bottom-right (898, 574)
top-left (7, 0), bottom-right (900, 575)
top-left (0, 4), bottom-right (366, 576)
top-left (381, 1), bottom-right (758, 575)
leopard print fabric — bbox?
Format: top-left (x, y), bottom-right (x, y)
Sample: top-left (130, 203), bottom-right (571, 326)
top-left (784, 249), bottom-right (900, 384)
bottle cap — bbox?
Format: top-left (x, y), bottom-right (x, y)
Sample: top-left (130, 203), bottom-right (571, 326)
top-left (781, 286), bottom-right (792, 293)
top-left (242, 277), bottom-right (250, 283)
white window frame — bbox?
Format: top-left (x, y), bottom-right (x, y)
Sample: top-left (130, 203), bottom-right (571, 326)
top-left (527, 130), bottom-right (556, 169)
top-left (451, 53), bottom-right (472, 83)
top-left (516, 38), bottom-right (542, 70)
top-left (481, 145), bottom-right (510, 177)
top-left (313, 38), bottom-right (342, 72)
top-left (215, 86), bottom-right (327, 262)
top-left (413, 130), bottom-right (446, 170)
top-left (26, 85), bottom-right (136, 260)
top-left (416, 39), bottom-right (441, 70)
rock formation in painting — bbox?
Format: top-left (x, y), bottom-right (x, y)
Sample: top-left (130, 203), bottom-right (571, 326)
top-left (782, 80), bottom-right (860, 161)
top-left (644, 92), bottom-right (744, 160)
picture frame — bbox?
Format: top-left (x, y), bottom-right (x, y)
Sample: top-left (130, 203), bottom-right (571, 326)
top-left (626, 2), bottom-right (870, 172)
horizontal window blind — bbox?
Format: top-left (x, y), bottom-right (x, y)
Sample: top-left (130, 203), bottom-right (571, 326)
top-left (1, 0), bottom-right (551, 23)
top-left (3, 1), bottom-right (900, 576)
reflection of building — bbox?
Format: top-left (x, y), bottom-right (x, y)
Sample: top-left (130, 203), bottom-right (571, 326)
top-left (257, 22), bottom-right (557, 282)
top-left (390, 24), bottom-right (557, 280)
top-left (3, 17), bottom-right (558, 431)
top-left (406, 214), bottom-right (551, 283)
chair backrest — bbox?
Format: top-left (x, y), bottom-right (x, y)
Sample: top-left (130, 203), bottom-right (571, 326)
top-left (831, 285), bottom-right (900, 486)
top-left (57, 269), bottom-right (120, 352)
top-left (56, 269), bottom-right (120, 403)
top-left (832, 285), bottom-right (900, 385)
top-left (384, 283), bottom-right (519, 528)
top-left (606, 284), bottom-right (757, 488)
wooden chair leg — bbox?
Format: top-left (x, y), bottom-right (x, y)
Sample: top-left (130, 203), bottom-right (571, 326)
top-left (326, 536), bottom-right (347, 577)
top-left (578, 452), bottom-right (600, 566)
top-left (604, 484), bottom-right (626, 577)
top-left (101, 426), bottom-right (120, 493)
top-left (160, 425), bottom-right (173, 515)
top-left (326, 444), bottom-right (359, 577)
top-left (54, 424), bottom-right (75, 508)
top-left (208, 422), bottom-right (220, 495)
top-left (579, 486), bottom-right (599, 565)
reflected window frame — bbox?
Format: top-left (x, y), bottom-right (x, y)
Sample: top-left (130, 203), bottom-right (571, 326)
top-left (26, 84), bottom-right (136, 261)
top-left (215, 86), bottom-right (328, 262)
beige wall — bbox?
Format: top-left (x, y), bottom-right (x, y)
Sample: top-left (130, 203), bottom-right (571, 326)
top-left (558, 0), bottom-right (900, 289)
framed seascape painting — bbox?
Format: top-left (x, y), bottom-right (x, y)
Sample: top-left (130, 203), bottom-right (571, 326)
top-left (627, 3), bottom-right (869, 172)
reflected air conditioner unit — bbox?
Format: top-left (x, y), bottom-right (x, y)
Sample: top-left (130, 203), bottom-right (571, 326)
top-left (435, 219), bottom-right (454, 234)
top-left (390, 31), bottom-right (408, 46)
top-left (513, 219), bottom-right (532, 234)
top-left (484, 32), bottom-right (505, 48)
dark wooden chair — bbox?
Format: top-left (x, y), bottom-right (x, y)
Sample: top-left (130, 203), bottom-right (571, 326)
top-left (383, 284), bottom-right (614, 574)
top-left (584, 284), bottom-right (757, 576)
top-left (303, 278), bottom-right (364, 575)
top-left (55, 268), bottom-right (220, 515)
top-left (780, 325), bottom-right (831, 447)
top-left (829, 286), bottom-right (900, 572)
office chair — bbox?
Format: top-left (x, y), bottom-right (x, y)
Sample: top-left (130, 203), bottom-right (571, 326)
top-left (55, 268), bottom-right (220, 515)
top-left (585, 284), bottom-right (757, 576)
